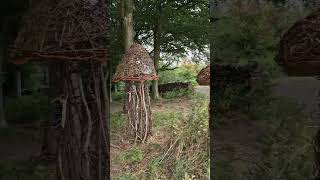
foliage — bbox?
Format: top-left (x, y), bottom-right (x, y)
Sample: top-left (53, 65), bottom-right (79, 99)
top-left (211, 3), bottom-right (307, 77)
top-left (112, 91), bottom-right (125, 102)
top-left (5, 95), bottom-right (48, 124)
top-left (253, 97), bottom-right (315, 179)
top-left (0, 127), bottom-right (42, 143)
top-left (134, 0), bottom-right (209, 54)
top-left (0, 160), bottom-right (50, 180)
top-left (161, 89), bottom-right (193, 99)
top-left (158, 62), bottom-right (205, 86)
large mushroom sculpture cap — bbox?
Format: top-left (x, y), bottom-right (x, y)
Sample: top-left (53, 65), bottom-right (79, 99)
top-left (112, 43), bottom-right (158, 82)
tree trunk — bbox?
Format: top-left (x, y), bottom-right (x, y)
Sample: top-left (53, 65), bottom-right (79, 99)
top-left (151, 26), bottom-right (160, 99)
top-left (120, 0), bottom-right (135, 112)
top-left (0, 19), bottom-right (7, 128)
top-left (15, 70), bottom-right (22, 97)
top-left (41, 62), bottom-right (61, 159)
top-left (56, 62), bottom-right (109, 180)
top-left (151, 2), bottom-right (162, 100)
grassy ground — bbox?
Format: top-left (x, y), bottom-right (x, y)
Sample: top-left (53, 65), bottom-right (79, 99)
top-left (110, 92), bottom-right (209, 179)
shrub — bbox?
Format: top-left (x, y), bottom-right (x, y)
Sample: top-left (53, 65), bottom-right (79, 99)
top-left (162, 89), bottom-right (193, 99)
top-left (158, 63), bottom-right (205, 86)
top-left (165, 95), bottom-right (209, 178)
top-left (112, 91), bottom-right (125, 102)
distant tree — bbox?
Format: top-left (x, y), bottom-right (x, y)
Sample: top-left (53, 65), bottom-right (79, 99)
top-left (119, 0), bottom-right (135, 112)
top-left (134, 0), bottom-right (209, 99)
top-left (0, 20), bottom-right (7, 128)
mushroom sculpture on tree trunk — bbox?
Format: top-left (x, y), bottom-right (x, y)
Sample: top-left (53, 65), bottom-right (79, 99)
top-left (113, 43), bottom-right (158, 143)
top-left (7, 0), bottom-right (110, 179)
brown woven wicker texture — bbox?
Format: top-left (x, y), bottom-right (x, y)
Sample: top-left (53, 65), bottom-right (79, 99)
top-left (8, 0), bottom-right (110, 64)
top-left (275, 9), bottom-right (320, 76)
top-left (197, 65), bottom-right (210, 85)
top-left (112, 43), bottom-right (158, 82)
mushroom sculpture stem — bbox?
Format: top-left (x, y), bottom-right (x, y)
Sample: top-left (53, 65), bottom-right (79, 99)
top-left (113, 43), bottom-right (157, 143)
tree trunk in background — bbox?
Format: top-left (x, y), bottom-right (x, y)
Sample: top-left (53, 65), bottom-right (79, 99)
top-left (15, 70), bottom-right (22, 97)
top-left (0, 19), bottom-right (7, 128)
top-left (151, 5), bottom-right (161, 100)
top-left (41, 62), bottom-right (60, 159)
top-left (121, 0), bottom-right (135, 112)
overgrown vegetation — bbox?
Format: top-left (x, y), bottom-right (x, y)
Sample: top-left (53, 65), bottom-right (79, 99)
top-left (213, 73), bottom-right (315, 179)
top-left (111, 93), bottom-right (209, 179)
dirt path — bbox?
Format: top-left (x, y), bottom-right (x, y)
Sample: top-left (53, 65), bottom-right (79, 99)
top-left (195, 86), bottom-right (210, 97)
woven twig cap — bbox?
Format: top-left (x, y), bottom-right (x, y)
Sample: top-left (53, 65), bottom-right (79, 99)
top-left (112, 43), bottom-right (158, 82)
top-left (196, 65), bottom-right (210, 85)
top-left (8, 0), bottom-right (110, 64)
top-left (275, 8), bottom-right (320, 75)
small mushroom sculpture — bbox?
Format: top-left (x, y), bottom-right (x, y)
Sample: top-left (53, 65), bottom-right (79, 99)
top-left (197, 65), bottom-right (210, 86)
top-left (113, 43), bottom-right (158, 143)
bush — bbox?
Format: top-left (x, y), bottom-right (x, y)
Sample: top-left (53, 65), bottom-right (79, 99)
top-left (158, 63), bottom-right (205, 86)
top-left (162, 89), bottom-right (193, 99)
top-left (5, 95), bottom-right (48, 124)
top-left (112, 91), bottom-right (125, 102)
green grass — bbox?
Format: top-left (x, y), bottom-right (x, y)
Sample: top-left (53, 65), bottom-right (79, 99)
top-left (110, 112), bottom-right (126, 132)
top-left (147, 155), bottom-right (165, 178)
top-left (153, 111), bottom-right (183, 128)
top-left (116, 147), bottom-right (144, 164)
top-left (112, 91), bottom-right (125, 102)
top-left (112, 174), bottom-right (138, 180)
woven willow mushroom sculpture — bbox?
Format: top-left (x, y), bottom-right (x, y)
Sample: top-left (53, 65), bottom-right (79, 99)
top-left (7, 0), bottom-right (110, 179)
top-left (197, 65), bottom-right (210, 86)
top-left (113, 43), bottom-right (158, 143)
